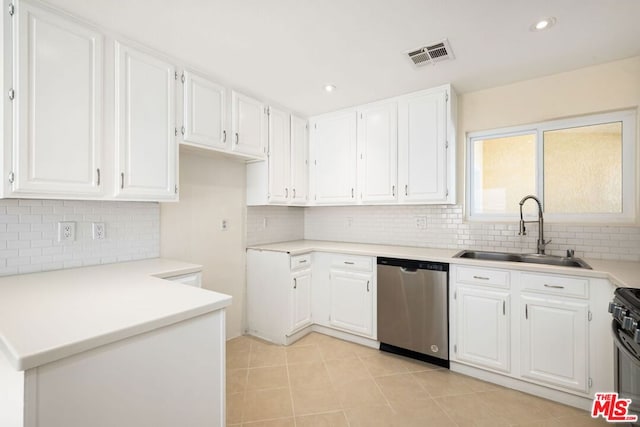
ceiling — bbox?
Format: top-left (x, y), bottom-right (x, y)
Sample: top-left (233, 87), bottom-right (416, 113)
top-left (45, 0), bottom-right (640, 117)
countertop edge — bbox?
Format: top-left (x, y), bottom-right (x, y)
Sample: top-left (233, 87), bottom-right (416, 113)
top-left (0, 258), bottom-right (229, 372)
top-left (247, 240), bottom-right (637, 287)
top-left (13, 295), bottom-right (232, 371)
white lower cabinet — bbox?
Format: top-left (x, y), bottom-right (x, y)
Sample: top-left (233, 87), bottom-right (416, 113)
top-left (329, 269), bottom-right (374, 337)
top-left (520, 294), bottom-right (588, 393)
top-left (246, 250), bottom-right (376, 344)
top-left (246, 250), bottom-right (313, 344)
top-left (290, 268), bottom-right (312, 332)
top-left (455, 285), bottom-right (510, 372)
top-left (451, 265), bottom-right (596, 403)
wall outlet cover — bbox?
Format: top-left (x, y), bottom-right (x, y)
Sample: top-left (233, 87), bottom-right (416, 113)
top-left (58, 222), bottom-right (76, 242)
top-left (92, 222), bottom-right (106, 240)
top-left (416, 216), bottom-right (427, 229)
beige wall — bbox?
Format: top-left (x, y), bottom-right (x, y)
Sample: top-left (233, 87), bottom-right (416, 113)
top-left (160, 150), bottom-right (246, 339)
top-left (458, 55), bottom-right (640, 217)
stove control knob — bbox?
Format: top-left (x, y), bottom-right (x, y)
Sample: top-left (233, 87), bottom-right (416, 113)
top-left (614, 306), bottom-right (626, 320)
top-left (635, 329), bottom-right (640, 344)
top-left (623, 316), bottom-right (637, 331)
top-left (609, 302), bottom-right (619, 314)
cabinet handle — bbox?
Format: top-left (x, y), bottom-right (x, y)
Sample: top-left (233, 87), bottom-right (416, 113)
top-left (292, 188), bottom-right (296, 198)
top-left (223, 130), bottom-right (227, 142)
top-left (473, 275), bottom-right (489, 280)
top-left (344, 261), bottom-right (355, 265)
top-left (234, 133), bottom-right (239, 145)
top-left (120, 172), bottom-right (124, 189)
top-left (503, 300), bottom-right (505, 315)
top-left (285, 188), bottom-right (289, 198)
top-left (392, 185), bottom-right (395, 197)
top-left (366, 280), bottom-right (370, 292)
top-left (544, 284), bottom-right (565, 289)
top-left (405, 184), bottom-right (408, 196)
top-left (293, 277), bottom-right (297, 289)
top-left (525, 304), bottom-right (528, 320)
top-left (351, 188), bottom-right (354, 198)
top-left (299, 259), bottom-right (307, 264)
top-left (96, 168), bottom-right (101, 186)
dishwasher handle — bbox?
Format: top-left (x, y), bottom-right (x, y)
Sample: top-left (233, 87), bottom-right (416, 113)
top-left (400, 267), bottom-right (418, 273)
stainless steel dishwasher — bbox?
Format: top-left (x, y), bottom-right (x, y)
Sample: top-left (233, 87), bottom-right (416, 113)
top-left (377, 257), bottom-right (449, 368)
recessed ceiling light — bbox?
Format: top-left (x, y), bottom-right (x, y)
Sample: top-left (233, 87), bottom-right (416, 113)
top-left (531, 17), bottom-right (556, 31)
top-left (324, 84), bottom-right (336, 93)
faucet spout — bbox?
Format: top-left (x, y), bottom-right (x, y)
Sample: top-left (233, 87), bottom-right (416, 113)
top-left (518, 195), bottom-right (550, 255)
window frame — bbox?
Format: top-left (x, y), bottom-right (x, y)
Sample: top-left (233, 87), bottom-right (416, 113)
top-left (466, 109), bottom-right (636, 223)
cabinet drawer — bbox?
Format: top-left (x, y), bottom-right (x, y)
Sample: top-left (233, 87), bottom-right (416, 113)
top-left (456, 266), bottom-right (510, 288)
top-left (521, 273), bottom-right (588, 298)
top-left (331, 255), bottom-right (373, 272)
top-left (290, 254), bottom-right (311, 270)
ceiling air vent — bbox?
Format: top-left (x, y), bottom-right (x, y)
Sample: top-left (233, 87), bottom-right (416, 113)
top-left (406, 39), bottom-right (454, 67)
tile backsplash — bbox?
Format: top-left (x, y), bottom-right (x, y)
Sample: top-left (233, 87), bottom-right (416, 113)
top-left (246, 205), bottom-right (305, 246)
top-left (247, 205), bottom-right (640, 262)
top-left (0, 199), bottom-right (160, 276)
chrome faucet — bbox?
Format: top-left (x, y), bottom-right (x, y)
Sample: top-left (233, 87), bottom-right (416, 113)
top-left (518, 195), bottom-right (551, 255)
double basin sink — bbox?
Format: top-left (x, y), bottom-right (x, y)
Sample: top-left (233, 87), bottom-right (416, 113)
top-left (454, 250), bottom-right (592, 269)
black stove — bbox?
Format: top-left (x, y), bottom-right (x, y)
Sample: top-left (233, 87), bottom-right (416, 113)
top-left (610, 288), bottom-right (640, 343)
top-left (609, 287), bottom-right (640, 426)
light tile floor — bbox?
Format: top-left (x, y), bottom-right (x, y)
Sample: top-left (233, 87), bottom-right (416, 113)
top-left (226, 333), bottom-right (606, 426)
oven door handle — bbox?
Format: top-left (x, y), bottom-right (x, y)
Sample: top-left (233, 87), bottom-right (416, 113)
top-left (611, 320), bottom-right (640, 368)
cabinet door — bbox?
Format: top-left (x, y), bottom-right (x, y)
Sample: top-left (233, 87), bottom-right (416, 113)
top-left (13, 2), bottom-right (103, 196)
top-left (182, 70), bottom-right (226, 149)
top-left (231, 91), bottom-right (266, 158)
top-left (357, 102), bottom-right (398, 203)
top-left (455, 285), bottom-right (510, 372)
top-left (521, 295), bottom-right (588, 393)
top-left (329, 270), bottom-right (373, 337)
top-left (115, 42), bottom-right (177, 200)
top-left (267, 107), bottom-right (290, 203)
top-left (290, 269), bottom-right (312, 333)
top-left (290, 115), bottom-right (308, 204)
top-left (310, 111), bottom-right (357, 204)
top-left (398, 89), bottom-right (448, 203)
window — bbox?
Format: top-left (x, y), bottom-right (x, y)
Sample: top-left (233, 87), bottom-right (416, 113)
top-left (467, 110), bottom-right (636, 222)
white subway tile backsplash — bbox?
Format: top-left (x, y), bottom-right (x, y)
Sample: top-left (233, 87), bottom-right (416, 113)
top-left (0, 200), bottom-right (160, 277)
top-left (246, 204), bottom-right (640, 262)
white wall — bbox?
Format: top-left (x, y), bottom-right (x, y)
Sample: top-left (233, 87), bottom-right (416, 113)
top-left (0, 200), bottom-right (159, 276)
top-left (457, 55), bottom-right (640, 207)
top-left (160, 150), bottom-right (246, 339)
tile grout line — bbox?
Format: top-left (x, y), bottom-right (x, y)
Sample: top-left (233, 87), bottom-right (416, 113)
top-left (284, 347), bottom-right (298, 427)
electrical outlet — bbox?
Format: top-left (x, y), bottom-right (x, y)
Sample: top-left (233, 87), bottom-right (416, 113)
top-left (92, 222), bottom-right (106, 240)
top-left (263, 217), bottom-right (268, 229)
top-left (58, 222), bottom-right (76, 242)
top-left (416, 216), bottom-right (427, 229)
top-left (221, 219), bottom-right (228, 231)
top-left (347, 217), bottom-right (353, 227)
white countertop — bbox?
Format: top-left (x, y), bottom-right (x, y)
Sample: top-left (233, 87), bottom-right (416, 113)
top-left (0, 258), bottom-right (232, 371)
top-left (248, 240), bottom-right (640, 288)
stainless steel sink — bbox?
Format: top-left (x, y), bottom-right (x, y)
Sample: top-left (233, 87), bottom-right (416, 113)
top-left (453, 250), bottom-right (592, 269)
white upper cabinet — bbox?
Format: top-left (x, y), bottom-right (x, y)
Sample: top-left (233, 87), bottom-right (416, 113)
top-left (11, 1), bottom-right (103, 197)
top-left (398, 85), bottom-right (455, 204)
top-left (181, 70), bottom-right (226, 149)
top-left (267, 107), bottom-right (290, 203)
top-left (231, 91), bottom-right (266, 159)
top-left (309, 110), bottom-right (357, 204)
top-left (290, 115), bottom-right (309, 204)
top-left (357, 101), bottom-right (398, 203)
top-left (114, 42), bottom-right (177, 200)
